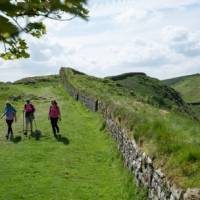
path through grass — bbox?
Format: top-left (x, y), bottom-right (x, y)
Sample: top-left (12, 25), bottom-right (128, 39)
top-left (0, 82), bottom-right (146, 200)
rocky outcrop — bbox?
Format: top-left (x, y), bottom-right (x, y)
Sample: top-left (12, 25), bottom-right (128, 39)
top-left (60, 68), bottom-right (200, 200)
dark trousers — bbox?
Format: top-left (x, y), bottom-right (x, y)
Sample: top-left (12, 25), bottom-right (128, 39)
top-left (50, 118), bottom-right (59, 137)
top-left (6, 120), bottom-right (13, 139)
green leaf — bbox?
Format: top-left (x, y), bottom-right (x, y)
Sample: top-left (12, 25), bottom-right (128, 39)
top-left (26, 22), bottom-right (46, 38)
top-left (0, 15), bottom-right (19, 37)
top-left (0, 0), bottom-right (89, 60)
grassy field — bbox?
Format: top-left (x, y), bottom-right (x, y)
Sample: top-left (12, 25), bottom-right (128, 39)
top-left (0, 80), bottom-right (146, 200)
top-left (61, 68), bottom-right (200, 188)
top-left (163, 73), bottom-right (200, 102)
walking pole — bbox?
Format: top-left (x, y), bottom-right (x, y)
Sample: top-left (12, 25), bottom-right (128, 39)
top-left (22, 110), bottom-right (26, 136)
top-left (33, 118), bottom-right (37, 130)
top-left (22, 111), bottom-right (24, 134)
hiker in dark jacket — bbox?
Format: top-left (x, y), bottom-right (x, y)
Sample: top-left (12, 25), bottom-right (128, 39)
top-left (1, 102), bottom-right (17, 141)
top-left (48, 100), bottom-right (61, 138)
top-left (24, 100), bottom-right (35, 136)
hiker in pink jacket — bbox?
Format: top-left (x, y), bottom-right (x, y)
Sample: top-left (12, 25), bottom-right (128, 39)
top-left (48, 100), bottom-right (61, 138)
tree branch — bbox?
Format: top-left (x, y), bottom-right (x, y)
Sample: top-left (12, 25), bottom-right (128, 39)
top-left (10, 17), bottom-right (28, 33)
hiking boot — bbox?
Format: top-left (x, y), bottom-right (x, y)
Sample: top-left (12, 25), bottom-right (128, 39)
top-left (5, 135), bottom-right (8, 140)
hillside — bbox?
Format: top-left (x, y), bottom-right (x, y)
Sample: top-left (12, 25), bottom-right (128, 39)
top-left (0, 77), bottom-right (146, 200)
top-left (163, 73), bottom-right (200, 103)
top-left (14, 75), bottom-right (60, 84)
top-left (163, 73), bottom-right (200, 119)
top-left (107, 73), bottom-right (196, 118)
top-left (61, 67), bottom-right (200, 189)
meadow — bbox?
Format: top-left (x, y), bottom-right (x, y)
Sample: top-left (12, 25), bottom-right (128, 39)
top-left (0, 79), bottom-right (146, 200)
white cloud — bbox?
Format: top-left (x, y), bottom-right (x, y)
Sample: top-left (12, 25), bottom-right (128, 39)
top-left (0, 67), bottom-right (32, 82)
top-left (114, 8), bottom-right (151, 24)
top-left (89, 0), bottom-right (200, 18)
top-left (0, 0), bottom-right (200, 81)
top-left (162, 26), bottom-right (200, 57)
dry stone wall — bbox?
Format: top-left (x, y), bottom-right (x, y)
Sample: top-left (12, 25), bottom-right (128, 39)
top-left (60, 70), bottom-right (200, 200)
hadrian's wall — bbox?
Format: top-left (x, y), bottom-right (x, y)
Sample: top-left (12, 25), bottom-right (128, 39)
top-left (60, 69), bottom-right (200, 200)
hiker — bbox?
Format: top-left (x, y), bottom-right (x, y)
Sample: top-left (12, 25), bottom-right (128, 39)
top-left (1, 101), bottom-right (17, 141)
top-left (24, 99), bottom-right (35, 136)
top-left (48, 100), bottom-right (61, 138)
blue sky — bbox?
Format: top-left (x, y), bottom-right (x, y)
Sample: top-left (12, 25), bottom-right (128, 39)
top-left (0, 0), bottom-right (200, 81)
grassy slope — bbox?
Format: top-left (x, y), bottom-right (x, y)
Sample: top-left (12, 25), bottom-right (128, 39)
top-left (61, 68), bottom-right (200, 188)
top-left (163, 74), bottom-right (200, 102)
top-left (163, 74), bottom-right (200, 119)
top-left (108, 73), bottom-right (193, 116)
top-left (0, 80), bottom-right (146, 200)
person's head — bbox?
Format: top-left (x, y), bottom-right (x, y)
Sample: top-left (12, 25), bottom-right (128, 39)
top-left (51, 100), bottom-right (57, 106)
top-left (26, 99), bottom-right (30, 104)
top-left (6, 101), bottom-right (11, 108)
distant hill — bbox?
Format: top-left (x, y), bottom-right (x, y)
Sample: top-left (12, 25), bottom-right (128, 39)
top-left (107, 72), bottom-right (196, 118)
top-left (163, 73), bottom-right (200, 103)
top-left (14, 75), bottom-right (59, 84)
top-left (163, 73), bottom-right (200, 119)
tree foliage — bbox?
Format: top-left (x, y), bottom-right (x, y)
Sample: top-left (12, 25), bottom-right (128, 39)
top-left (0, 0), bottom-right (88, 60)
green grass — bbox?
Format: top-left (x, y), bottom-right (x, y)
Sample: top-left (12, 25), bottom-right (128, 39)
top-left (163, 73), bottom-right (200, 102)
top-left (109, 73), bottom-right (187, 111)
top-left (61, 68), bottom-right (200, 188)
top-left (0, 80), bottom-right (146, 200)
top-left (163, 73), bottom-right (200, 119)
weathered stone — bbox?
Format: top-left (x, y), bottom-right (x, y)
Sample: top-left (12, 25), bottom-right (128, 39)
top-left (169, 194), bottom-right (176, 200)
top-left (155, 169), bottom-right (165, 179)
top-left (183, 188), bottom-right (200, 200)
top-left (147, 156), bottom-right (153, 165)
top-left (170, 185), bottom-right (184, 199)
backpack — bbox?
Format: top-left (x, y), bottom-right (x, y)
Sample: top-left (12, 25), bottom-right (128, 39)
top-left (25, 104), bottom-right (35, 113)
top-left (49, 105), bottom-right (60, 118)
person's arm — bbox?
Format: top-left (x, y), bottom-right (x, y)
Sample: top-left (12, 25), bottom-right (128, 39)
top-left (12, 107), bottom-right (17, 122)
top-left (48, 106), bottom-right (51, 120)
top-left (14, 112), bottom-right (17, 122)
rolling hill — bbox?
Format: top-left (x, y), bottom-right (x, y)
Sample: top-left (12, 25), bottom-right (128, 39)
top-left (107, 72), bottom-right (198, 120)
top-left (61, 67), bottom-right (200, 189)
top-left (163, 73), bottom-right (200, 103)
top-left (163, 73), bottom-right (200, 118)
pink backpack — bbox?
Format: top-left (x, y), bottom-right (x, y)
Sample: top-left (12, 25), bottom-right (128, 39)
top-left (25, 104), bottom-right (35, 113)
top-left (49, 105), bottom-right (60, 118)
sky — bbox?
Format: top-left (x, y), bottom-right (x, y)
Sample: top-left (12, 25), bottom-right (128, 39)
top-left (0, 0), bottom-right (200, 81)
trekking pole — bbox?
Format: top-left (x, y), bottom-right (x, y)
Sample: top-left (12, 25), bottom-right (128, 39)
top-left (0, 112), bottom-right (5, 119)
top-left (33, 118), bottom-right (37, 130)
top-left (22, 110), bottom-right (24, 134)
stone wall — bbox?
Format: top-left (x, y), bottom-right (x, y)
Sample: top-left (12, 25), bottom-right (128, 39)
top-left (60, 70), bottom-right (200, 200)
top-left (60, 70), bottom-right (98, 112)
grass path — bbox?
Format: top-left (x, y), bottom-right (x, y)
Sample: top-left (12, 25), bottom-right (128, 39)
top-left (0, 83), bottom-right (146, 200)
